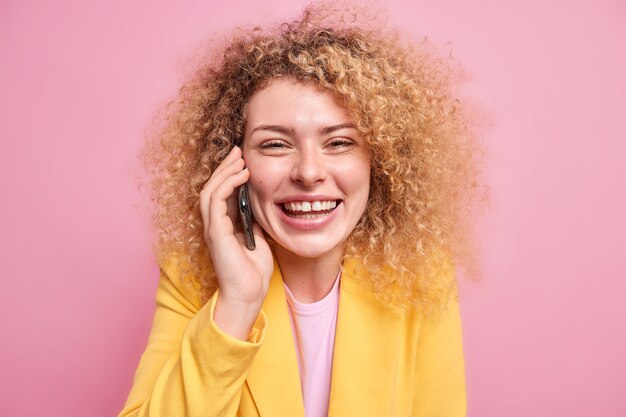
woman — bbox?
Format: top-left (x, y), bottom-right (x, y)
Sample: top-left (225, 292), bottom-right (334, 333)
top-left (119, 3), bottom-right (481, 417)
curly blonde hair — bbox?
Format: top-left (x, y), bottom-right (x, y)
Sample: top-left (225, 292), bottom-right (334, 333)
top-left (141, 2), bottom-right (485, 312)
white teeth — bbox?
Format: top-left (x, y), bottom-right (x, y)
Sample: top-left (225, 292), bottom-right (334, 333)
top-left (283, 200), bottom-right (338, 213)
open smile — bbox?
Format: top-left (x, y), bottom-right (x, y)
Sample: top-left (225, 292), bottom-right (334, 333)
top-left (275, 198), bottom-right (343, 230)
top-left (281, 199), bottom-right (340, 218)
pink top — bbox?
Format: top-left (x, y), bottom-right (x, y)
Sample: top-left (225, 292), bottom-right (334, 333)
top-left (283, 271), bottom-right (341, 417)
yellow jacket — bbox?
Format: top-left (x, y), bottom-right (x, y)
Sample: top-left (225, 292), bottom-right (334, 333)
top-left (119, 257), bottom-right (466, 417)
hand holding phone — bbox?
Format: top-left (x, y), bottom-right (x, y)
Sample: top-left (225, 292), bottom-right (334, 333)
top-left (199, 146), bottom-right (273, 339)
top-left (238, 184), bottom-right (256, 251)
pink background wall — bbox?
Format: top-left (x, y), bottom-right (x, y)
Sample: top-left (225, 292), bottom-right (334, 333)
top-left (1, 1), bottom-right (625, 416)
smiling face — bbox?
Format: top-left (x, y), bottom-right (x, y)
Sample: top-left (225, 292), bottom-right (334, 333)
top-left (242, 78), bottom-right (371, 261)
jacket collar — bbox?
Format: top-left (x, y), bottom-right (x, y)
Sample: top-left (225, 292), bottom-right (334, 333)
top-left (246, 258), bottom-right (403, 417)
top-left (245, 262), bottom-right (304, 416)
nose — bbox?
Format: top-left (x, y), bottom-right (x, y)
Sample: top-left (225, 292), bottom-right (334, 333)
top-left (290, 147), bottom-right (327, 188)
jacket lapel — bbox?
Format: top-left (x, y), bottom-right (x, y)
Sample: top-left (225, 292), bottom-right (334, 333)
top-left (246, 262), bottom-right (305, 417)
top-left (327, 258), bottom-right (403, 417)
top-left (246, 258), bottom-right (403, 417)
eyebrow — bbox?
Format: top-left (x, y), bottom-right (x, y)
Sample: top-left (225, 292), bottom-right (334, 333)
top-left (250, 124), bottom-right (295, 135)
top-left (321, 123), bottom-right (356, 135)
top-left (250, 123), bottom-right (356, 136)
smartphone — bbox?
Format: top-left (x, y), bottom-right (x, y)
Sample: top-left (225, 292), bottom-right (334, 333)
top-left (238, 184), bottom-right (256, 251)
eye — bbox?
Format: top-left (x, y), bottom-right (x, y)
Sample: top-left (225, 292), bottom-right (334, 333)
top-left (326, 138), bottom-right (355, 150)
top-left (259, 139), bottom-right (289, 149)
top-left (256, 139), bottom-right (292, 155)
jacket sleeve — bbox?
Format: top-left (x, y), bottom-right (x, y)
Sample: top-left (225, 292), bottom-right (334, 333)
top-left (118, 262), bottom-right (267, 417)
top-left (412, 297), bottom-right (467, 417)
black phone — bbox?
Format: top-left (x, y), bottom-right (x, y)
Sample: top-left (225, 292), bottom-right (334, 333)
top-left (238, 184), bottom-right (256, 251)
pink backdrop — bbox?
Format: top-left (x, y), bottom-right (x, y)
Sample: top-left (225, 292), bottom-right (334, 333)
top-left (1, 1), bottom-right (625, 416)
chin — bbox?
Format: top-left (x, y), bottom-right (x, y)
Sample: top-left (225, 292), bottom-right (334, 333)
top-left (271, 235), bottom-right (345, 260)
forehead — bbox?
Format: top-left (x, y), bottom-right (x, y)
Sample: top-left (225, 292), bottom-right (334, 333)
top-left (244, 78), bottom-right (352, 129)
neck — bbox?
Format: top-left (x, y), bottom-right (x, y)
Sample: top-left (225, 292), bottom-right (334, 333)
top-left (273, 244), bottom-right (344, 303)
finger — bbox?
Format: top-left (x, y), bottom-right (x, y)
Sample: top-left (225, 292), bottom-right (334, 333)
top-left (200, 157), bottom-right (245, 227)
top-left (225, 184), bottom-right (240, 222)
top-left (203, 146), bottom-right (243, 188)
top-left (201, 156), bottom-right (245, 195)
top-left (199, 156), bottom-right (244, 217)
top-left (207, 168), bottom-right (250, 240)
top-left (210, 167), bottom-right (249, 201)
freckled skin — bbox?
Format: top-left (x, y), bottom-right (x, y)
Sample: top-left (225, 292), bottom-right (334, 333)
top-left (242, 79), bottom-right (371, 262)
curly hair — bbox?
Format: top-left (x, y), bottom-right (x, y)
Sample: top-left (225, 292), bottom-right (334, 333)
top-left (141, 1), bottom-right (485, 312)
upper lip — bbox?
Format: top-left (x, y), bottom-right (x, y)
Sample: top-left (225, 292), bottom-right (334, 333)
top-left (275, 195), bottom-right (342, 204)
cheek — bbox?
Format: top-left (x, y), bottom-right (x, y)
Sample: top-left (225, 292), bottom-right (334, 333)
top-left (338, 149), bottom-right (370, 175)
top-left (246, 162), bottom-right (286, 207)
top-left (245, 157), bottom-right (268, 188)
top-left (246, 179), bottom-right (271, 227)
top-left (248, 168), bottom-right (273, 196)
top-left (343, 159), bottom-right (371, 194)
top-left (246, 155), bottom-right (294, 189)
